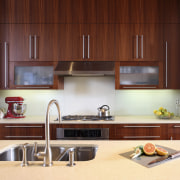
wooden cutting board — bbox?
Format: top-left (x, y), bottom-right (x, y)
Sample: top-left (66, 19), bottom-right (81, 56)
top-left (120, 145), bottom-right (179, 168)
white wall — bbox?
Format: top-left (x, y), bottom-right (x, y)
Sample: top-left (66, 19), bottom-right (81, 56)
top-left (0, 77), bottom-right (179, 116)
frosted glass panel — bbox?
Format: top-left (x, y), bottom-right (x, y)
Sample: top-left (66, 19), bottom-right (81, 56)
top-left (120, 66), bottom-right (159, 85)
top-left (15, 66), bottom-right (54, 85)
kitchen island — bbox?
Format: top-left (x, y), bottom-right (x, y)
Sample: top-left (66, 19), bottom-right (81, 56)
top-left (0, 140), bottom-right (180, 180)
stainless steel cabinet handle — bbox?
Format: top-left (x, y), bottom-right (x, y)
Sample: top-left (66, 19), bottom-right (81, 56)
top-left (88, 35), bottom-right (90, 59)
top-left (4, 42), bottom-right (8, 88)
top-left (34, 35), bottom-right (37, 59)
top-left (141, 35), bottom-right (143, 59)
top-left (15, 87), bottom-right (51, 89)
top-left (173, 126), bottom-right (180, 128)
top-left (29, 35), bottom-right (32, 59)
top-left (123, 126), bottom-right (160, 128)
top-left (5, 136), bottom-right (43, 138)
top-left (83, 35), bottom-right (85, 59)
top-left (4, 126), bottom-right (43, 128)
top-left (123, 87), bottom-right (156, 89)
top-left (165, 41), bottom-right (168, 88)
top-left (123, 136), bottom-right (160, 139)
top-left (136, 35), bottom-right (138, 58)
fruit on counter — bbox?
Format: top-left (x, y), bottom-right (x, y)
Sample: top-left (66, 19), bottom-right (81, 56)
top-left (153, 107), bottom-right (174, 119)
top-left (143, 142), bottom-right (156, 156)
top-left (156, 147), bottom-right (168, 156)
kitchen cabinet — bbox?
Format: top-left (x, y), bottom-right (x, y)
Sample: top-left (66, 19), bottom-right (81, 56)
top-left (9, 24), bottom-right (59, 62)
top-left (114, 24), bottom-right (164, 61)
top-left (168, 124), bottom-right (180, 140)
top-left (0, 0), bottom-right (11, 23)
top-left (112, 124), bottom-right (168, 140)
top-left (0, 24), bottom-right (9, 89)
top-left (58, 24), bottom-right (115, 61)
top-left (9, 61), bottom-right (64, 89)
top-left (0, 124), bottom-right (45, 140)
top-left (163, 0), bottom-right (180, 23)
top-left (164, 24), bottom-right (180, 89)
top-left (97, 0), bottom-right (164, 23)
top-left (115, 61), bottom-right (164, 89)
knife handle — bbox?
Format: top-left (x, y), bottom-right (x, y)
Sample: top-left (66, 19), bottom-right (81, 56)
top-left (170, 151), bottom-right (180, 158)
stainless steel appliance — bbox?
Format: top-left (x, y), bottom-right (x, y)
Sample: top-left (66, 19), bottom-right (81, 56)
top-left (62, 115), bottom-right (114, 121)
top-left (56, 128), bottom-right (109, 140)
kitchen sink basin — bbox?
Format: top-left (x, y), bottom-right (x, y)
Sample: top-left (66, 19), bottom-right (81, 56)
top-left (0, 144), bottom-right (98, 161)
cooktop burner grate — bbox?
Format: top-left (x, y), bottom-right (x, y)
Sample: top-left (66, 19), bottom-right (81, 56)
top-left (62, 115), bottom-right (114, 121)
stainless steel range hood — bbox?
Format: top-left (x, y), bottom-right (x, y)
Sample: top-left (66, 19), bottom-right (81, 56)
top-left (54, 61), bottom-right (115, 76)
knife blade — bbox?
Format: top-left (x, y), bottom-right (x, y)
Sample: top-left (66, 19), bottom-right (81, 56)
top-left (148, 151), bottom-right (180, 165)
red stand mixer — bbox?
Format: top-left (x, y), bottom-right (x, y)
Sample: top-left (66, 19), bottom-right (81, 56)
top-left (4, 97), bottom-right (26, 118)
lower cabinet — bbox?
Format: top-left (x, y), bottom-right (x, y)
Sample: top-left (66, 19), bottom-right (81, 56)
top-left (0, 124), bottom-right (45, 140)
top-left (168, 124), bottom-right (180, 140)
top-left (111, 124), bottom-right (168, 140)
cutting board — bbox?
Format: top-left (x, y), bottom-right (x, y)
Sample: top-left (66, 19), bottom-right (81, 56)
top-left (120, 145), bottom-right (179, 168)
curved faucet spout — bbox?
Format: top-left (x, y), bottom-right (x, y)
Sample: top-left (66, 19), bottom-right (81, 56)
top-left (43, 99), bottom-right (60, 167)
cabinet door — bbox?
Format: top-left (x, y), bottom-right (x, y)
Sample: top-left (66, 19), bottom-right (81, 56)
top-left (72, 0), bottom-right (96, 23)
top-left (0, 25), bottom-right (9, 89)
top-left (163, 0), bottom-right (180, 23)
top-left (0, 0), bottom-right (11, 23)
top-left (139, 24), bottom-right (163, 61)
top-left (94, 24), bottom-right (115, 61)
top-left (9, 61), bottom-right (63, 89)
top-left (168, 124), bottom-right (180, 140)
top-left (164, 24), bottom-right (180, 89)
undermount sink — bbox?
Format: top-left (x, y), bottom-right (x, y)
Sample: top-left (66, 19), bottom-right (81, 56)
top-left (0, 144), bottom-right (98, 161)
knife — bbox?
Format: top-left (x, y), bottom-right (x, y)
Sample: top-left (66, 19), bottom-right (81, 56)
top-left (148, 151), bottom-right (180, 165)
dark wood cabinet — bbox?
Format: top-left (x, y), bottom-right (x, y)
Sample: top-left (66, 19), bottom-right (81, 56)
top-left (9, 61), bottom-right (64, 89)
top-left (0, 124), bottom-right (45, 140)
top-left (111, 124), bottom-right (168, 140)
top-left (0, 24), bottom-right (9, 89)
top-left (164, 24), bottom-right (180, 89)
top-left (58, 24), bottom-right (115, 61)
top-left (115, 24), bottom-right (164, 61)
top-left (0, 0), bottom-right (11, 23)
top-left (168, 124), bottom-right (180, 140)
top-left (9, 24), bottom-right (59, 62)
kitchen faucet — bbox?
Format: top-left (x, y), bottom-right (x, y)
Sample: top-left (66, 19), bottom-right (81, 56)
top-left (35, 99), bottom-right (61, 167)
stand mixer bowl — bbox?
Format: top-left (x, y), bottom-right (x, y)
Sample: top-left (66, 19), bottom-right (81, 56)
top-left (13, 104), bottom-right (27, 115)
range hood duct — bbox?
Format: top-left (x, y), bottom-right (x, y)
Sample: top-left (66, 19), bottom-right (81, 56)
top-left (54, 61), bottom-right (115, 76)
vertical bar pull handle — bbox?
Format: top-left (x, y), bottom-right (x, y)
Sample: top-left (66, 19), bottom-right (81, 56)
top-left (88, 35), bottom-right (90, 59)
top-left (4, 42), bottom-right (8, 88)
top-left (29, 35), bottom-right (32, 59)
top-left (136, 35), bottom-right (138, 59)
top-left (34, 35), bottom-right (37, 59)
top-left (83, 35), bottom-right (85, 59)
top-left (165, 41), bottom-right (168, 88)
top-left (141, 35), bottom-right (143, 59)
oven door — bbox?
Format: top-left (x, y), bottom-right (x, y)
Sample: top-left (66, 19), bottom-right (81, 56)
top-left (56, 128), bottom-right (109, 140)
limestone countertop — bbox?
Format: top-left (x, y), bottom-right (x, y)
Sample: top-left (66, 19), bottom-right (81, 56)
top-left (0, 140), bottom-right (180, 180)
top-left (0, 115), bottom-right (180, 124)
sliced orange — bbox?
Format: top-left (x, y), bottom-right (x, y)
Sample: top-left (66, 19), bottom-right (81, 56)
top-left (156, 147), bottom-right (168, 156)
top-left (143, 143), bottom-right (156, 156)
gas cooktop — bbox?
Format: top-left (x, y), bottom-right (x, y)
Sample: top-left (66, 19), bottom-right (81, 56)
top-left (62, 115), bottom-right (114, 121)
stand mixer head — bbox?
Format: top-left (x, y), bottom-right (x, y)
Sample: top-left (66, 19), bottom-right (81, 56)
top-left (4, 97), bottom-right (27, 118)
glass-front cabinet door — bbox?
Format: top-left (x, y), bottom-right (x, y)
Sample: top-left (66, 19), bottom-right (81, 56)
top-left (115, 61), bottom-right (163, 89)
top-left (9, 61), bottom-right (64, 89)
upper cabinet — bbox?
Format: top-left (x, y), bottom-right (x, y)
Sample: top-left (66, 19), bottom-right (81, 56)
top-left (8, 24), bottom-right (59, 62)
top-left (58, 24), bottom-right (115, 61)
top-left (1, 0), bottom-right (166, 24)
top-left (163, 0), bottom-right (180, 23)
top-left (164, 24), bottom-right (180, 89)
top-left (115, 24), bottom-right (164, 61)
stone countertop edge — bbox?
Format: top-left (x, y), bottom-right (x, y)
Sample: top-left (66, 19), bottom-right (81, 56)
top-left (0, 115), bottom-right (180, 124)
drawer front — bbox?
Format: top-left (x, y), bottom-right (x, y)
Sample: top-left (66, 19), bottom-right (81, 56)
top-left (3, 125), bottom-right (45, 140)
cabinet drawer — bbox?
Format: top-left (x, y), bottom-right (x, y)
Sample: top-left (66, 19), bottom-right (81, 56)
top-left (115, 125), bottom-right (162, 140)
top-left (3, 124), bottom-right (45, 140)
